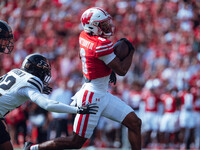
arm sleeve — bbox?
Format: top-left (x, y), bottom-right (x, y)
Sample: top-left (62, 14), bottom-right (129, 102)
top-left (98, 52), bottom-right (116, 64)
top-left (18, 87), bottom-right (78, 114)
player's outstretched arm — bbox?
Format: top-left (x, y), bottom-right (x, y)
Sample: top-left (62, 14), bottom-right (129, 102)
top-left (34, 97), bottom-right (98, 114)
top-left (19, 87), bottom-right (98, 114)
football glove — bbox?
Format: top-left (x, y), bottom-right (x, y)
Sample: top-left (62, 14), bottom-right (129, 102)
top-left (77, 103), bottom-right (98, 114)
top-left (43, 85), bottom-right (53, 95)
top-left (119, 38), bottom-right (135, 52)
top-left (23, 141), bottom-right (34, 150)
top-left (109, 71), bottom-right (117, 85)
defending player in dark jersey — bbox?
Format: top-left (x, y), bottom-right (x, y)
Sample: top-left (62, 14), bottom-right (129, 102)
top-left (0, 53), bottom-right (98, 150)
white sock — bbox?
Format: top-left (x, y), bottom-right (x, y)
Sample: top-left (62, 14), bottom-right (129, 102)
top-left (30, 144), bottom-right (39, 150)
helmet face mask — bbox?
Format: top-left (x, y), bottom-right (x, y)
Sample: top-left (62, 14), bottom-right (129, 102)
top-left (0, 20), bottom-right (14, 54)
top-left (98, 19), bottom-right (114, 35)
top-left (81, 7), bottom-right (114, 37)
top-left (0, 38), bottom-right (14, 54)
top-left (21, 53), bottom-right (51, 85)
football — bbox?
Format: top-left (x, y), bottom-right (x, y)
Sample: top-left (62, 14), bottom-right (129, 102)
top-left (113, 40), bottom-right (129, 60)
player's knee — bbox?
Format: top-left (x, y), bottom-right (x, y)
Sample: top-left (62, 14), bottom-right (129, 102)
top-left (130, 117), bottom-right (142, 133)
top-left (123, 112), bottom-right (142, 130)
top-left (134, 116), bottom-right (142, 129)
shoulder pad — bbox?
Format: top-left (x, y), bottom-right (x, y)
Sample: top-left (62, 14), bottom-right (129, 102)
top-left (27, 77), bottom-right (43, 93)
top-left (95, 40), bottom-right (113, 57)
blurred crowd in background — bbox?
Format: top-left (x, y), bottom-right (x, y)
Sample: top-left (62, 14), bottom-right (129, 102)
top-left (1, 0), bottom-right (200, 149)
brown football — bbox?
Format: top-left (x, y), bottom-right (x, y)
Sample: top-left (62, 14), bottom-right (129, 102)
top-left (113, 40), bottom-right (129, 60)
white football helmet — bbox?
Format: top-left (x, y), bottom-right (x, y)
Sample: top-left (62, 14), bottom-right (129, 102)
top-left (81, 7), bottom-right (114, 37)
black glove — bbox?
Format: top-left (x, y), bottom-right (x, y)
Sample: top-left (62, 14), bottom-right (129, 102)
top-left (43, 85), bottom-right (53, 95)
top-left (77, 103), bottom-right (99, 114)
top-left (120, 38), bottom-right (135, 52)
top-left (23, 141), bottom-right (34, 150)
top-left (109, 71), bottom-right (117, 85)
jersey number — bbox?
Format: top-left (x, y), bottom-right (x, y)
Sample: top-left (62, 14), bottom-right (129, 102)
top-left (165, 97), bottom-right (173, 111)
top-left (147, 96), bottom-right (156, 110)
top-left (0, 75), bottom-right (16, 90)
top-left (80, 48), bottom-right (88, 74)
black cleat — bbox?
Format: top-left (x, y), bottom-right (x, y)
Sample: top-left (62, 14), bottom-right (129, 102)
top-left (23, 141), bottom-right (34, 150)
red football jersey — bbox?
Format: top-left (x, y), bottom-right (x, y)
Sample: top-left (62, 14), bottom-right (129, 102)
top-left (194, 97), bottom-right (200, 111)
top-left (79, 31), bottom-right (113, 80)
top-left (160, 93), bottom-right (176, 113)
top-left (143, 92), bottom-right (159, 112)
top-left (128, 91), bottom-right (142, 109)
top-left (179, 91), bottom-right (195, 110)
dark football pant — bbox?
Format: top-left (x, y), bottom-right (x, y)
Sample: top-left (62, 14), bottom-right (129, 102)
top-left (0, 118), bottom-right (11, 144)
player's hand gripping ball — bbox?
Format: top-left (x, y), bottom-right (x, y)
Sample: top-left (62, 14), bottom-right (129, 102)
top-left (113, 38), bottom-right (135, 60)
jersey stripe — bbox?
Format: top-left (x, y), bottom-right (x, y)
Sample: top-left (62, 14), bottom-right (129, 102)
top-left (76, 90), bottom-right (88, 135)
top-left (81, 91), bottom-right (94, 137)
top-left (30, 77), bottom-right (43, 88)
top-left (96, 42), bottom-right (113, 49)
top-left (96, 42), bottom-right (113, 53)
top-left (27, 78), bottom-right (43, 92)
top-left (95, 45), bottom-right (114, 53)
top-left (27, 81), bottom-right (42, 92)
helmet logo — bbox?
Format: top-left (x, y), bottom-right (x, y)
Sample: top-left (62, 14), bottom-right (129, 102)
top-left (38, 60), bottom-right (49, 69)
top-left (25, 63), bottom-right (30, 68)
top-left (82, 12), bottom-right (93, 26)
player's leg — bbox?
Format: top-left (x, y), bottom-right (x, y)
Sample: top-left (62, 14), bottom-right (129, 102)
top-left (0, 119), bottom-right (13, 150)
top-left (143, 130), bottom-right (152, 148)
top-left (102, 93), bottom-right (142, 150)
top-left (0, 141), bottom-right (13, 150)
top-left (159, 113), bottom-right (168, 147)
top-left (24, 134), bottom-right (87, 150)
top-left (184, 111), bottom-right (196, 149)
top-left (141, 112), bottom-right (153, 148)
top-left (38, 134), bottom-right (87, 149)
top-left (121, 111), bottom-right (142, 150)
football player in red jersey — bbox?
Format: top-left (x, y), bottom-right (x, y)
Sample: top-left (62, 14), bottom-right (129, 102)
top-left (194, 88), bottom-right (200, 149)
top-left (178, 87), bottom-right (196, 149)
top-left (159, 87), bottom-right (180, 148)
top-left (142, 84), bottom-right (160, 148)
top-left (24, 7), bottom-right (141, 150)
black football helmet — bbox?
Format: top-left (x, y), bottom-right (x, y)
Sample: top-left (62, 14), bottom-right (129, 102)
top-left (21, 53), bottom-right (51, 85)
top-left (0, 20), bottom-right (14, 54)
